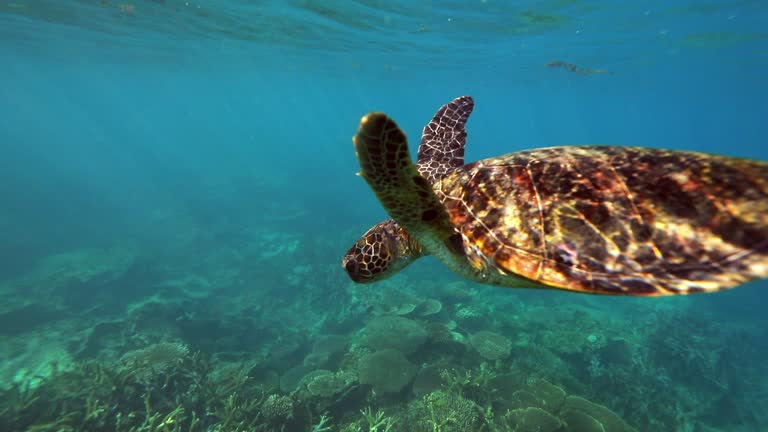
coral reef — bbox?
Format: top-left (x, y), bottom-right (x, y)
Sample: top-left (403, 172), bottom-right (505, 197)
top-left (1, 218), bottom-right (765, 432)
top-left (0, 351), bottom-right (305, 432)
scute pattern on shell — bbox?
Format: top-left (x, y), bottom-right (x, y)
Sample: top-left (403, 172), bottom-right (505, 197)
top-left (437, 146), bottom-right (768, 295)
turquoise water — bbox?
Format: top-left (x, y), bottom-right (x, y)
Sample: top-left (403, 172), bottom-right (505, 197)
top-left (1, 1), bottom-right (767, 431)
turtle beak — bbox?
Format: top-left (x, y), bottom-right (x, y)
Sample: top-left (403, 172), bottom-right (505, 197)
top-left (341, 256), bottom-right (362, 282)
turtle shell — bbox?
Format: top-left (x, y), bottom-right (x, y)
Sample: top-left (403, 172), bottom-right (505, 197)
top-left (435, 146), bottom-right (768, 295)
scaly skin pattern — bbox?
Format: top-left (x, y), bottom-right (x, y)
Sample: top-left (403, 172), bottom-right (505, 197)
top-left (354, 113), bottom-right (471, 277)
top-left (343, 97), bottom-right (474, 283)
top-left (436, 146), bottom-right (768, 295)
top-left (417, 96), bottom-right (474, 183)
top-left (342, 219), bottom-right (424, 282)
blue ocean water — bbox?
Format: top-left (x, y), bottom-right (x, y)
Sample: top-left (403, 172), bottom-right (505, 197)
top-left (1, 1), bottom-right (767, 431)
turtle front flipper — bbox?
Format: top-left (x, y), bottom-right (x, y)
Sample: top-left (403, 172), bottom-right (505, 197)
top-left (342, 96), bottom-right (476, 284)
top-left (417, 95), bottom-right (474, 183)
top-left (353, 113), bottom-right (469, 273)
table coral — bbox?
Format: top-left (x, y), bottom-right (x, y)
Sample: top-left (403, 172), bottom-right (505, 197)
top-left (497, 379), bottom-right (637, 432)
top-left (306, 371), bottom-right (357, 397)
top-left (358, 349), bottom-right (415, 394)
top-left (470, 331), bottom-right (512, 360)
top-left (364, 316), bottom-right (427, 354)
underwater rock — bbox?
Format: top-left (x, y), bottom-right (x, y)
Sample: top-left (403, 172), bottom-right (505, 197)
top-left (0, 304), bottom-right (66, 335)
top-left (312, 334), bottom-right (348, 351)
top-left (279, 364), bottom-right (313, 393)
top-left (154, 273), bottom-right (213, 299)
top-left (34, 247), bottom-right (135, 288)
top-left (264, 334), bottom-right (304, 366)
top-left (181, 316), bottom-right (270, 356)
top-left (126, 299), bottom-right (184, 340)
top-left (364, 315), bottom-right (427, 354)
top-left (303, 351), bottom-right (330, 369)
top-left (599, 338), bottom-right (634, 367)
top-left (310, 334), bottom-right (349, 360)
top-left (246, 365), bottom-right (280, 392)
top-left (412, 365), bottom-right (444, 397)
top-left (424, 321), bottom-right (453, 343)
top-left (470, 330), bottom-right (512, 360)
top-left (0, 246), bottom-right (137, 313)
top-left (358, 349), bottom-right (415, 394)
top-left (286, 264), bottom-right (313, 288)
top-left (250, 229), bottom-right (302, 260)
top-left (77, 320), bottom-right (129, 359)
top-left (488, 372), bottom-right (525, 396)
top-left (0, 328), bottom-right (75, 390)
top-left (489, 373), bottom-right (528, 413)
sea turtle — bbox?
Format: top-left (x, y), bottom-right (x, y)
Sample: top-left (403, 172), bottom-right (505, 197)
top-left (346, 97), bottom-right (768, 295)
top-left (343, 96), bottom-right (474, 282)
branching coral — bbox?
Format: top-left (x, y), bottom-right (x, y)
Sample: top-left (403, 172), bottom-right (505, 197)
top-left (408, 391), bottom-right (482, 432)
top-left (360, 407), bottom-right (396, 432)
top-left (439, 363), bottom-right (498, 404)
top-left (311, 414), bottom-right (333, 432)
top-left (0, 351), bottom-right (296, 432)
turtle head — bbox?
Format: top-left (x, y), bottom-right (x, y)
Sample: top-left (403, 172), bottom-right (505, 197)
top-left (342, 219), bottom-right (424, 283)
